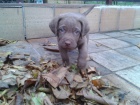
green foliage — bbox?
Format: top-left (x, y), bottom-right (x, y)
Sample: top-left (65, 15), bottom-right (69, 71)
top-left (70, 64), bottom-right (78, 72)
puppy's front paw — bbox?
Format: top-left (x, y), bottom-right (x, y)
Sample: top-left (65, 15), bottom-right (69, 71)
top-left (80, 69), bottom-right (87, 77)
top-left (63, 61), bottom-right (69, 67)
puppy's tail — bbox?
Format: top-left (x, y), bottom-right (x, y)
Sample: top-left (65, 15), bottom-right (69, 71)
top-left (82, 5), bottom-right (96, 16)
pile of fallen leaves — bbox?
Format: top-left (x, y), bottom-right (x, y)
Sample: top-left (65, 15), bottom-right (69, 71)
top-left (0, 39), bottom-right (130, 105)
top-left (0, 38), bottom-right (16, 46)
top-left (0, 52), bottom-right (124, 105)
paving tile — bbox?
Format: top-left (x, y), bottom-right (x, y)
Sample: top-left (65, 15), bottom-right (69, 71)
top-left (116, 65), bottom-right (140, 88)
top-left (117, 36), bottom-right (140, 45)
top-left (90, 50), bottom-right (140, 71)
top-left (104, 32), bottom-right (127, 37)
top-left (0, 41), bottom-right (40, 63)
top-left (27, 37), bottom-right (57, 44)
top-left (121, 30), bottom-right (140, 35)
top-left (103, 74), bottom-right (140, 99)
top-left (0, 41), bottom-right (35, 55)
top-left (89, 33), bottom-right (110, 40)
top-left (88, 40), bottom-right (110, 53)
top-left (95, 38), bottom-right (131, 49)
top-left (87, 61), bottom-right (111, 75)
top-left (135, 30), bottom-right (140, 32)
top-left (117, 46), bottom-right (140, 61)
top-left (135, 35), bottom-right (140, 38)
top-left (28, 37), bottom-right (61, 60)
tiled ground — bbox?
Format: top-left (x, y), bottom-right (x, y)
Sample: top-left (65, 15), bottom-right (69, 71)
top-left (116, 46), bottom-right (140, 61)
top-left (94, 38), bottom-right (131, 49)
top-left (121, 30), bottom-right (140, 35)
top-left (116, 65), bottom-right (140, 88)
top-left (117, 36), bottom-right (140, 45)
top-left (1, 29), bottom-right (140, 100)
top-left (104, 32), bottom-right (127, 37)
top-left (90, 50), bottom-right (140, 71)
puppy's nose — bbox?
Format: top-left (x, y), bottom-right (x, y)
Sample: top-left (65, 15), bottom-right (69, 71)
top-left (65, 40), bottom-right (71, 46)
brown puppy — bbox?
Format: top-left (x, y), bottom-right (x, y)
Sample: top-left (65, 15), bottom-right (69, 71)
top-left (49, 6), bottom-right (95, 74)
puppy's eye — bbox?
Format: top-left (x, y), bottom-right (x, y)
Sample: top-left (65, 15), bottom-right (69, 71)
top-left (74, 30), bottom-right (80, 35)
top-left (58, 28), bottom-right (65, 33)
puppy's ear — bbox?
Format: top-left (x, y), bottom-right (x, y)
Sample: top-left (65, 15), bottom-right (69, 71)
top-left (79, 18), bottom-right (90, 37)
top-left (49, 16), bottom-right (62, 36)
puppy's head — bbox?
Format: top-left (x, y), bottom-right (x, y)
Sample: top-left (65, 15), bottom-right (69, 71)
top-left (49, 14), bottom-right (89, 50)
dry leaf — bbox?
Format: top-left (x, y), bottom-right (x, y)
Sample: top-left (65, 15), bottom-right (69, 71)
top-left (76, 89), bottom-right (83, 96)
top-left (74, 74), bottom-right (83, 83)
top-left (70, 81), bottom-right (78, 88)
top-left (2, 74), bottom-right (17, 86)
top-left (42, 60), bottom-right (59, 70)
top-left (15, 93), bottom-right (24, 105)
top-left (44, 46), bottom-right (59, 52)
top-left (52, 86), bottom-right (70, 99)
top-left (43, 96), bottom-right (53, 105)
top-left (65, 71), bottom-right (75, 84)
top-left (83, 88), bottom-right (117, 105)
top-left (13, 60), bottom-right (30, 66)
top-left (0, 39), bottom-right (9, 46)
top-left (88, 66), bottom-right (96, 74)
top-left (8, 97), bottom-right (16, 105)
top-left (53, 67), bottom-right (68, 84)
top-left (0, 81), bottom-right (9, 89)
top-left (32, 70), bottom-right (39, 78)
top-left (37, 87), bottom-right (51, 93)
top-left (0, 52), bottom-right (11, 58)
top-left (0, 89), bottom-right (9, 98)
top-left (137, 44), bottom-right (140, 48)
top-left (11, 66), bottom-right (27, 72)
top-left (59, 78), bottom-right (69, 85)
top-left (47, 43), bottom-right (57, 46)
top-left (76, 80), bottom-right (88, 89)
top-left (42, 73), bottom-right (60, 88)
top-left (91, 84), bottom-right (104, 97)
top-left (7, 90), bottom-right (16, 98)
top-left (23, 78), bottom-right (36, 89)
top-left (96, 43), bottom-right (102, 47)
top-left (41, 60), bottom-right (59, 71)
top-left (9, 54), bottom-right (25, 60)
top-left (16, 73), bottom-right (32, 86)
top-left (91, 76), bottom-right (102, 89)
top-left (8, 68), bottom-right (26, 76)
top-left (26, 64), bottom-right (42, 71)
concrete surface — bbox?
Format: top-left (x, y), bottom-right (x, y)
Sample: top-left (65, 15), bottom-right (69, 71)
top-left (100, 7), bottom-right (119, 32)
top-left (1, 29), bottom-right (140, 100)
top-left (0, 4), bottom-right (140, 40)
top-left (0, 8), bottom-right (24, 40)
top-left (25, 7), bottom-right (54, 39)
top-left (134, 8), bottom-right (140, 28)
top-left (119, 8), bottom-right (135, 30)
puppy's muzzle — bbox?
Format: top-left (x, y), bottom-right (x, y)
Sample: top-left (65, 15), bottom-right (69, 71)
top-left (59, 38), bottom-right (77, 50)
top-left (65, 40), bottom-right (71, 47)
